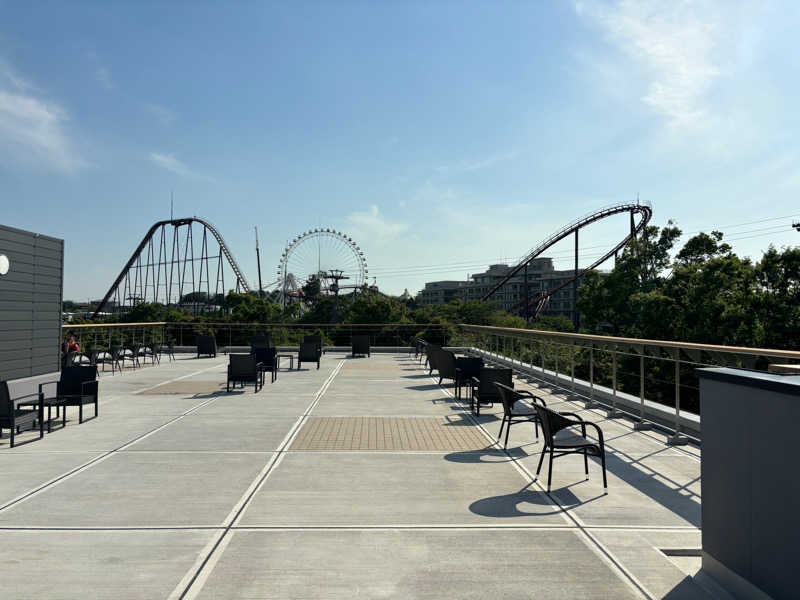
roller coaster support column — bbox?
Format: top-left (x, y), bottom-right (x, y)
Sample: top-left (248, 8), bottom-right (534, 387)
top-left (573, 229), bottom-right (579, 330)
top-left (524, 262), bottom-right (530, 323)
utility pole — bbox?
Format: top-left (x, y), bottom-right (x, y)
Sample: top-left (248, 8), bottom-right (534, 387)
top-left (255, 227), bottom-right (263, 297)
top-left (326, 269), bottom-right (348, 323)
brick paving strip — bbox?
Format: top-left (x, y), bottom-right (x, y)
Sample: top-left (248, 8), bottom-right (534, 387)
top-left (289, 417), bottom-right (491, 451)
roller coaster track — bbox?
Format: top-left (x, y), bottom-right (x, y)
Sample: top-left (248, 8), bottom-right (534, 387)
top-left (482, 201), bottom-right (653, 316)
top-left (91, 217), bottom-right (250, 319)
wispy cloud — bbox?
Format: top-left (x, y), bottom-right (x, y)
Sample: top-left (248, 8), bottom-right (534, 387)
top-left (346, 205), bottom-right (408, 240)
top-left (87, 51), bottom-right (113, 90)
top-left (435, 150), bottom-right (518, 175)
top-left (0, 59), bottom-right (88, 172)
top-left (149, 152), bottom-right (213, 181)
top-left (576, 0), bottom-right (725, 128)
top-left (144, 103), bottom-right (177, 126)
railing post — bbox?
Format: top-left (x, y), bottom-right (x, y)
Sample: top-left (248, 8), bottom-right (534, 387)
top-left (586, 344), bottom-right (598, 409)
top-left (634, 353), bottom-right (652, 430)
top-left (554, 341), bottom-right (559, 381)
top-left (606, 347), bottom-right (621, 418)
top-left (669, 354), bottom-right (689, 445)
top-left (570, 341), bottom-right (575, 395)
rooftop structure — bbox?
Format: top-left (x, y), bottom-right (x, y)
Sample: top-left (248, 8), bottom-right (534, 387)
top-left (0, 351), bottom-right (706, 598)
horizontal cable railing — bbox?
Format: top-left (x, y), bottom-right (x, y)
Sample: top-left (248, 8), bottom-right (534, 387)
top-left (454, 324), bottom-right (800, 445)
top-left (62, 322), bottom-right (453, 353)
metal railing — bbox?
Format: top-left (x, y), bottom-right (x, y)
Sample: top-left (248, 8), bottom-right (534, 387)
top-left (454, 324), bottom-right (800, 445)
top-left (62, 322), bottom-right (453, 353)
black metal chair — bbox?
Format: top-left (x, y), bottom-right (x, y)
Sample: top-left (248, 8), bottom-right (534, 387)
top-left (469, 367), bottom-right (512, 416)
top-left (298, 342), bottom-right (321, 370)
top-left (142, 343), bottom-right (161, 365)
top-left (253, 347), bottom-right (278, 384)
top-left (454, 357), bottom-right (483, 399)
top-left (38, 366), bottom-right (99, 425)
top-left (494, 382), bottom-right (544, 449)
top-left (98, 345), bottom-right (124, 373)
top-left (0, 380), bottom-right (43, 447)
top-left (425, 343), bottom-right (442, 374)
top-left (414, 338), bottom-right (425, 361)
top-left (165, 341), bottom-right (176, 362)
top-left (533, 403), bottom-right (607, 492)
top-left (226, 354), bottom-right (262, 392)
top-left (303, 335), bottom-right (323, 359)
top-left (351, 335), bottom-right (370, 357)
top-left (122, 344), bottom-right (143, 370)
top-left (250, 335), bottom-right (272, 350)
top-left (197, 335), bottom-right (217, 359)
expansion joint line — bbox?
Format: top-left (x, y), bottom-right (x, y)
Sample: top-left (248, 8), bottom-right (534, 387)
top-left (172, 359), bottom-right (346, 600)
top-left (0, 364), bottom-right (228, 514)
top-left (424, 359), bottom-right (655, 600)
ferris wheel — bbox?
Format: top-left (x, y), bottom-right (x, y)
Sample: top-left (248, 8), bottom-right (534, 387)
top-left (277, 228), bottom-right (368, 305)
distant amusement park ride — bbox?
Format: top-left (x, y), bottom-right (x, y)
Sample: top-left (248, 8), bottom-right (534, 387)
top-left (482, 201), bottom-right (653, 321)
top-left (276, 228), bottom-right (368, 307)
top-left (91, 217), bottom-right (250, 319)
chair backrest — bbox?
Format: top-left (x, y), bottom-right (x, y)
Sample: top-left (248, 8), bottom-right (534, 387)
top-left (434, 349), bottom-right (456, 378)
top-left (0, 381), bottom-right (11, 418)
top-left (425, 343), bottom-right (441, 368)
top-left (229, 353), bottom-right (257, 376)
top-left (197, 335), bottom-right (217, 353)
top-left (477, 368), bottom-right (512, 401)
top-left (253, 347), bottom-right (277, 368)
top-left (250, 335), bottom-right (272, 350)
top-left (109, 345), bottom-right (122, 358)
top-left (299, 341), bottom-right (318, 361)
top-left (533, 404), bottom-right (575, 446)
top-left (59, 366), bottom-right (98, 396)
top-left (352, 334), bottom-right (370, 352)
top-left (150, 343), bottom-right (162, 354)
top-left (128, 344), bottom-right (141, 356)
top-left (64, 351), bottom-right (80, 367)
top-left (455, 357), bottom-right (483, 380)
top-left (495, 381), bottom-right (527, 416)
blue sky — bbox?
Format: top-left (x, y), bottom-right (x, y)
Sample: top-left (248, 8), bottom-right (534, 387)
top-left (2, 1), bottom-right (799, 300)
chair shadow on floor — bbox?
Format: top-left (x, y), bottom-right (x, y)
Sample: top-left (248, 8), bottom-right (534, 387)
top-left (467, 481), bottom-right (603, 518)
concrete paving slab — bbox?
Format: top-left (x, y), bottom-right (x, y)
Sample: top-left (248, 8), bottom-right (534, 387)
top-left (0, 529), bottom-right (214, 600)
top-left (128, 415), bottom-right (299, 452)
top-left (0, 452), bottom-right (271, 527)
top-left (591, 529), bottom-right (708, 599)
top-left (5, 415), bottom-right (177, 453)
top-left (196, 529), bottom-right (642, 599)
top-left (239, 451), bottom-right (565, 526)
top-left (0, 452), bottom-right (101, 506)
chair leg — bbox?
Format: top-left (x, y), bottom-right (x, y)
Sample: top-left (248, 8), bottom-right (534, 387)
top-left (535, 446), bottom-right (546, 480)
top-left (497, 415), bottom-right (505, 442)
top-left (547, 450), bottom-right (554, 492)
top-left (583, 449), bottom-right (589, 480)
top-left (600, 450), bottom-right (608, 490)
top-left (79, 403), bottom-right (83, 424)
top-left (504, 418), bottom-right (512, 449)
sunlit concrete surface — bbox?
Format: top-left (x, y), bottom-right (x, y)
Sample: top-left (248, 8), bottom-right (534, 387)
top-left (0, 353), bottom-right (707, 599)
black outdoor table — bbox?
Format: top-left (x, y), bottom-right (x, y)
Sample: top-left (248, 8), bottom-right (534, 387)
top-left (19, 396), bottom-right (67, 433)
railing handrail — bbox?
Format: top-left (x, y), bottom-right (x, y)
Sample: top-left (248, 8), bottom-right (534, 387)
top-left (459, 324), bottom-right (800, 360)
top-left (63, 322), bottom-right (446, 329)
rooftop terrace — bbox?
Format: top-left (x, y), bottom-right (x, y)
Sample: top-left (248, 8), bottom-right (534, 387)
top-left (1, 352), bottom-right (709, 599)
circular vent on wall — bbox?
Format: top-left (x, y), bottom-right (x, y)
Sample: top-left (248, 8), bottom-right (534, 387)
top-left (0, 254), bottom-right (9, 276)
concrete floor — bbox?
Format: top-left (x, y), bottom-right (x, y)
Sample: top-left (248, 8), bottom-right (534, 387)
top-left (0, 353), bottom-right (708, 599)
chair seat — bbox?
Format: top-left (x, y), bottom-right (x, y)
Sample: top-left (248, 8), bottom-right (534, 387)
top-left (552, 433), bottom-right (602, 453)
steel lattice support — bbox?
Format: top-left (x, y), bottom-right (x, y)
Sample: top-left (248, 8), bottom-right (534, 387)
top-left (92, 217), bottom-right (250, 319)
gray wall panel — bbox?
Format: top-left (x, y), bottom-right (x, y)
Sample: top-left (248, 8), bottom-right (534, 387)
top-left (0, 224), bottom-right (63, 381)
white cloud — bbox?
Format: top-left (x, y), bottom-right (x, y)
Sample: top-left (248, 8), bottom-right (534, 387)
top-left (346, 205), bottom-right (408, 240)
top-left (148, 152), bottom-right (213, 181)
top-left (87, 51), bottom-right (114, 90)
top-left (145, 103), bottom-right (177, 126)
top-left (0, 60), bottom-right (88, 172)
top-left (577, 0), bottom-right (726, 128)
top-left (435, 150), bottom-right (518, 175)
